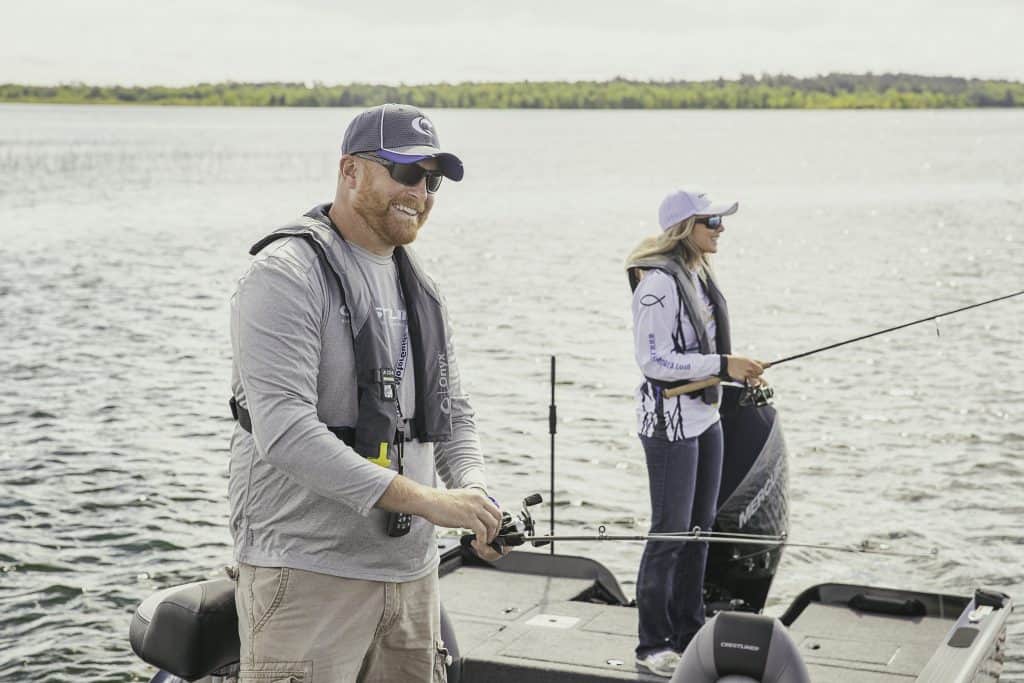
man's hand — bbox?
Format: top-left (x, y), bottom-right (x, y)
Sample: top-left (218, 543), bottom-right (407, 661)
top-left (376, 479), bottom-right (507, 556)
top-left (470, 536), bottom-right (511, 562)
top-left (421, 488), bottom-right (503, 546)
top-left (433, 489), bottom-right (510, 561)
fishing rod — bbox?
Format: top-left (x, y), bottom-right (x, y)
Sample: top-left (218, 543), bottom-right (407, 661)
top-left (664, 288), bottom-right (1024, 398)
top-left (461, 495), bottom-right (937, 559)
top-left (516, 528), bottom-right (936, 559)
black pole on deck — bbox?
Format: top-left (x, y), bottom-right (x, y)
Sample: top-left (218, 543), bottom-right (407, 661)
top-left (549, 355), bottom-right (556, 555)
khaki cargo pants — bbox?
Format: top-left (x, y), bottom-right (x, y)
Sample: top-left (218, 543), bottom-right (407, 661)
top-left (235, 564), bottom-right (448, 683)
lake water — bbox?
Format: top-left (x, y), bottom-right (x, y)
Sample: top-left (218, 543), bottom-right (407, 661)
top-left (1, 104), bottom-right (1022, 681)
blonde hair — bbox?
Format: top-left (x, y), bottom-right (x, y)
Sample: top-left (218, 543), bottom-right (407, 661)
top-left (626, 217), bottom-right (712, 282)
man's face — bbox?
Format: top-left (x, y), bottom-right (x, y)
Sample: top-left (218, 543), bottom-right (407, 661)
top-left (351, 156), bottom-right (438, 247)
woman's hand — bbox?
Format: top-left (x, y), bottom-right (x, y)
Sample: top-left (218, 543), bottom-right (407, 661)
top-left (725, 355), bottom-right (764, 382)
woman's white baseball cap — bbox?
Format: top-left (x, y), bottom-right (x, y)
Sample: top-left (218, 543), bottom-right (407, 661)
top-left (658, 188), bottom-right (738, 231)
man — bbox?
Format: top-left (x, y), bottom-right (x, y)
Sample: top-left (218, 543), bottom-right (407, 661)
top-left (228, 103), bottom-right (504, 682)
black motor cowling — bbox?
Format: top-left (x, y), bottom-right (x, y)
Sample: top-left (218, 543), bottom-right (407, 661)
top-left (705, 385), bottom-right (789, 613)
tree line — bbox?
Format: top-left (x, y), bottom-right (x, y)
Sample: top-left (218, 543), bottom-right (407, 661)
top-left (2, 73), bottom-right (1022, 109)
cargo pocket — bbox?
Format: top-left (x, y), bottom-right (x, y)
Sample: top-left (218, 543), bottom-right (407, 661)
top-left (249, 567), bottom-right (290, 634)
top-left (434, 638), bottom-right (451, 683)
top-left (238, 659), bottom-right (311, 683)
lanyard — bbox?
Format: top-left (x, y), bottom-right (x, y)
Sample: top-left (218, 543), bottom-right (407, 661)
top-left (394, 327), bottom-right (409, 419)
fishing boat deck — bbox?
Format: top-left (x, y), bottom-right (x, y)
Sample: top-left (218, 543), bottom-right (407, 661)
top-left (126, 541), bottom-right (1009, 683)
top-left (441, 561), bottom-right (660, 681)
top-left (440, 551), bottom-right (1000, 683)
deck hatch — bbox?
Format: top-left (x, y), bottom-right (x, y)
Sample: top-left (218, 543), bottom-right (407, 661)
top-left (796, 635), bottom-right (899, 665)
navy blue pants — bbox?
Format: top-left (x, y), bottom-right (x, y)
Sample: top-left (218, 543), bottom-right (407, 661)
top-left (635, 422), bottom-right (723, 656)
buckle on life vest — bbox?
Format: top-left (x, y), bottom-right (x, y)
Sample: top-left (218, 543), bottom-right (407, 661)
top-left (375, 368), bottom-right (397, 401)
top-left (367, 442), bottom-right (391, 468)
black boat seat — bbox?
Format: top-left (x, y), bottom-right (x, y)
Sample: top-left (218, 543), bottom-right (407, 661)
top-left (671, 612), bottom-right (810, 683)
top-left (129, 578), bottom-right (239, 680)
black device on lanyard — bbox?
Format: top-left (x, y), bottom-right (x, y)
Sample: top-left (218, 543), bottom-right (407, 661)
top-left (386, 432), bottom-right (412, 537)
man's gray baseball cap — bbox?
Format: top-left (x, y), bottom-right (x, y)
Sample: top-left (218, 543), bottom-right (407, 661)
top-left (342, 103), bottom-right (464, 182)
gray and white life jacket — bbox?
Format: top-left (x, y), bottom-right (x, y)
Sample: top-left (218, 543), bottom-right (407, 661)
top-left (247, 208), bottom-right (453, 460)
top-left (627, 255), bottom-right (731, 405)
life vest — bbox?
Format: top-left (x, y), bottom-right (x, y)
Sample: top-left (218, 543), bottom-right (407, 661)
top-left (627, 255), bottom-right (731, 405)
top-left (245, 208), bottom-right (453, 460)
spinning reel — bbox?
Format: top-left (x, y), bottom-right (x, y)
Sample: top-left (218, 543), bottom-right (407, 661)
top-left (738, 381), bottom-right (774, 407)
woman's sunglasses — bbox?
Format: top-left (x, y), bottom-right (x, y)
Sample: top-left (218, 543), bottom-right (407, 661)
top-left (696, 215), bottom-right (724, 229)
top-left (355, 153), bottom-right (444, 194)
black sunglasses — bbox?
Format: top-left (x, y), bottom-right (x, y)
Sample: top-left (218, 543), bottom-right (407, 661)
top-left (355, 153), bottom-right (444, 194)
top-left (696, 215), bottom-right (724, 229)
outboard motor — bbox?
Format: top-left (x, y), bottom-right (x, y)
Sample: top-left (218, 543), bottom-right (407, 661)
top-left (670, 612), bottom-right (810, 683)
top-left (705, 384), bottom-right (789, 613)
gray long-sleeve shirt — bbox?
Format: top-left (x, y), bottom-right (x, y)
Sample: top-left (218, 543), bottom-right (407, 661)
top-left (228, 216), bottom-right (487, 582)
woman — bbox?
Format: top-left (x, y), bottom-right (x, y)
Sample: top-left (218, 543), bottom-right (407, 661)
top-left (625, 188), bottom-right (764, 678)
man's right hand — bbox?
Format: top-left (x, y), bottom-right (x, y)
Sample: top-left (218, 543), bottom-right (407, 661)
top-left (422, 488), bottom-right (503, 546)
top-left (376, 477), bottom-right (502, 545)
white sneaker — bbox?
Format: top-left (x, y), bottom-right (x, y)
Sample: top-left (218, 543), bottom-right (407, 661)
top-left (635, 648), bottom-right (681, 678)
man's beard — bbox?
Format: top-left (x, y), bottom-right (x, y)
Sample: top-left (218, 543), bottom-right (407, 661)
top-left (352, 185), bottom-right (428, 247)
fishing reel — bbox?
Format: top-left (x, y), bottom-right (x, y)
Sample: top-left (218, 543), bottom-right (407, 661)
top-left (738, 381), bottom-right (774, 407)
top-left (461, 493), bottom-right (547, 554)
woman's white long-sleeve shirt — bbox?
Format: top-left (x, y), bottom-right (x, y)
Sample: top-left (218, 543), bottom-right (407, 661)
top-left (632, 268), bottom-right (722, 440)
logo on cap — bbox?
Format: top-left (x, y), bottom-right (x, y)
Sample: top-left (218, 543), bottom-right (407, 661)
top-left (412, 116), bottom-right (434, 137)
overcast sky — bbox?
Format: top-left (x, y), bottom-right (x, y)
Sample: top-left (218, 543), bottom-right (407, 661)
top-left (3, 0), bottom-right (1021, 86)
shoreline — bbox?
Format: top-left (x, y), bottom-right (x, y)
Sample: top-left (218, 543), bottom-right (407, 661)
top-left (3, 73), bottom-right (1023, 109)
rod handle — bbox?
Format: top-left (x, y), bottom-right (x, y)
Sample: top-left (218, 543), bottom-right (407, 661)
top-left (460, 532), bottom-right (524, 553)
top-left (664, 377), bottom-right (721, 398)
top-left (460, 532), bottom-right (502, 555)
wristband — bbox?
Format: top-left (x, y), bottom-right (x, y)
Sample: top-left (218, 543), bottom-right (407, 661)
top-left (718, 355), bottom-right (730, 380)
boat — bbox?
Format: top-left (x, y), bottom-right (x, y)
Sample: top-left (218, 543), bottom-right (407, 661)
top-left (129, 385), bottom-right (1011, 681)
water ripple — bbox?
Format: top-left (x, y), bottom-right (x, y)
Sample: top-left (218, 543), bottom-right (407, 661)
top-left (1, 105), bottom-right (1023, 681)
